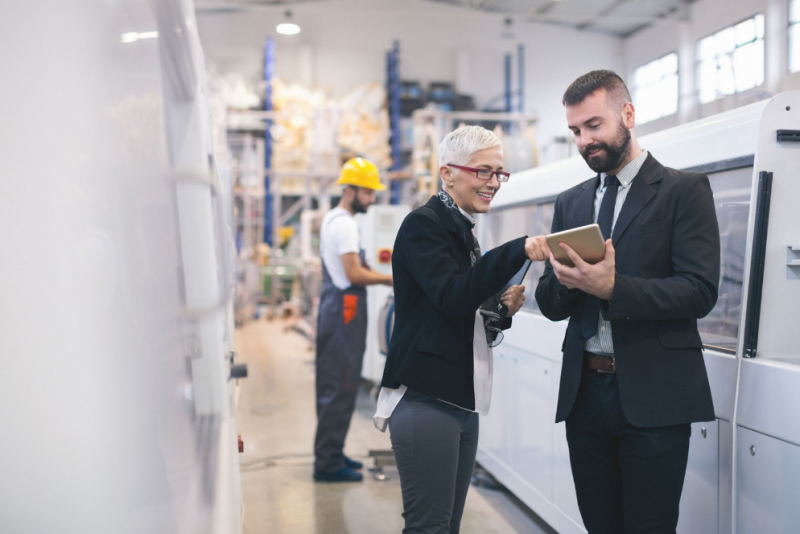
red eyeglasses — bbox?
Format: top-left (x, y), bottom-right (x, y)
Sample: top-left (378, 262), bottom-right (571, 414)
top-left (446, 164), bottom-right (510, 183)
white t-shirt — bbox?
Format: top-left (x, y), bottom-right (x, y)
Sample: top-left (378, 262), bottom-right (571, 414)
top-left (320, 207), bottom-right (360, 290)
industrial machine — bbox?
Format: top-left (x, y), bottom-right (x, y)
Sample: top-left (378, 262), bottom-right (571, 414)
top-left (0, 1), bottom-right (243, 532)
top-left (356, 204), bottom-right (410, 385)
top-left (477, 92), bottom-right (800, 534)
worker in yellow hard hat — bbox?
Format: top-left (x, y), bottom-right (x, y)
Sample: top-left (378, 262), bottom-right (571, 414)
top-left (313, 157), bottom-right (392, 483)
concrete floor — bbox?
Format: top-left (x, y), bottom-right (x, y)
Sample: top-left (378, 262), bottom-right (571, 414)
top-left (235, 318), bottom-right (558, 534)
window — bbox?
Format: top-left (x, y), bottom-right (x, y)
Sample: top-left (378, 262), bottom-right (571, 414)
top-left (696, 14), bottom-right (765, 105)
top-left (790, 0), bottom-right (800, 73)
top-left (696, 165), bottom-right (753, 353)
top-left (632, 53), bottom-right (679, 124)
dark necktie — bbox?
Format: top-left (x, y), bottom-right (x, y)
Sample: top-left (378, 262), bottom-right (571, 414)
top-left (580, 175), bottom-right (620, 340)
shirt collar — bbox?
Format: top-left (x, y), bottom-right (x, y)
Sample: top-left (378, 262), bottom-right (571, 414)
top-left (458, 207), bottom-right (476, 226)
top-left (600, 149), bottom-right (648, 189)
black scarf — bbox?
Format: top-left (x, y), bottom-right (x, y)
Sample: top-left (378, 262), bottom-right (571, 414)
top-left (437, 191), bottom-right (505, 346)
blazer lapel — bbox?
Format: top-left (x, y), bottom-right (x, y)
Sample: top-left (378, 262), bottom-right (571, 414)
top-left (573, 177), bottom-right (598, 228)
top-left (612, 154), bottom-right (662, 244)
top-left (427, 195), bottom-right (464, 238)
top-left (425, 196), bottom-right (472, 262)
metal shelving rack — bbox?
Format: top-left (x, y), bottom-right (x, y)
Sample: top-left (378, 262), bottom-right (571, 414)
top-left (228, 133), bottom-right (266, 325)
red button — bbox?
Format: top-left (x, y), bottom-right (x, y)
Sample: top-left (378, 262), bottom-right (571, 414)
top-left (378, 249), bottom-right (392, 263)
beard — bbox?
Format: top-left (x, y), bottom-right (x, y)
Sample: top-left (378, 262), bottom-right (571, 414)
top-left (580, 120), bottom-right (632, 173)
top-left (350, 189), bottom-right (368, 214)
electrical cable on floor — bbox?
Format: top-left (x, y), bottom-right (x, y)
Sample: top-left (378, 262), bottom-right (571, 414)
top-left (239, 452), bottom-right (313, 471)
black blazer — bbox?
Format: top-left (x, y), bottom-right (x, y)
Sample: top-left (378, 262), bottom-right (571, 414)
top-left (536, 154), bottom-right (719, 427)
top-left (380, 196), bottom-right (528, 410)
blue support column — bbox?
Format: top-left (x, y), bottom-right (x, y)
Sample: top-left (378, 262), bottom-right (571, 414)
top-left (387, 41), bottom-right (402, 205)
top-left (517, 44), bottom-right (525, 113)
top-left (504, 53), bottom-right (512, 133)
top-left (263, 37), bottom-right (275, 246)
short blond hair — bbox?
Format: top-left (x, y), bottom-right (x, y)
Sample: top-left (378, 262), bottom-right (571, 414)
top-left (438, 125), bottom-right (502, 167)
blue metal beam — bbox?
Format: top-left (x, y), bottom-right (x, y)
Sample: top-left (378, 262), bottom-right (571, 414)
top-left (387, 41), bottom-right (402, 204)
top-left (504, 52), bottom-right (512, 132)
top-left (518, 44), bottom-right (525, 113)
top-left (264, 37), bottom-right (275, 245)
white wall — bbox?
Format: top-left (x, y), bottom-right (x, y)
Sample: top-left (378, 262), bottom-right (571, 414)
top-left (195, 0), bottom-right (624, 152)
top-left (624, 0), bottom-right (800, 136)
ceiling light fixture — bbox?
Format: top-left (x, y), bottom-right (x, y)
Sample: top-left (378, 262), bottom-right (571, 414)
top-left (120, 31), bottom-right (158, 43)
top-left (276, 11), bottom-right (300, 35)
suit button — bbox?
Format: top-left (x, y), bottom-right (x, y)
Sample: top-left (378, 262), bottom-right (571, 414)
top-left (467, 370), bottom-right (474, 376)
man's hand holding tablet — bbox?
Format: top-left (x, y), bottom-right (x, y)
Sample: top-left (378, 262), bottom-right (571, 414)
top-left (547, 224), bottom-right (616, 300)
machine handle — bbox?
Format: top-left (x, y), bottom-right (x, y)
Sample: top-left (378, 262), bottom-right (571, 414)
top-left (776, 129), bottom-right (800, 142)
top-left (230, 364), bottom-right (248, 380)
top-left (174, 172), bottom-right (233, 318)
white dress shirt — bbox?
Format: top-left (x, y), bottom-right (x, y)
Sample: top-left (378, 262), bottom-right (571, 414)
top-left (584, 149), bottom-right (649, 355)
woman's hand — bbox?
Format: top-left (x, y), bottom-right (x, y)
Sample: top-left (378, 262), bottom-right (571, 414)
top-left (525, 235), bottom-right (551, 262)
top-left (501, 285), bottom-right (526, 317)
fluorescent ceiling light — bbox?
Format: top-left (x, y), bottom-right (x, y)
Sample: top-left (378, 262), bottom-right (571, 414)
top-left (276, 10), bottom-right (300, 35)
top-left (121, 31), bottom-right (158, 43)
top-left (276, 23), bottom-right (300, 35)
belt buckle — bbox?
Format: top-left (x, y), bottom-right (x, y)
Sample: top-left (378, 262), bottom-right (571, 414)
top-left (597, 357), bottom-right (615, 374)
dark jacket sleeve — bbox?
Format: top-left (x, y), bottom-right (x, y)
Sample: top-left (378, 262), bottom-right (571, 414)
top-left (534, 193), bottom-right (583, 322)
top-left (399, 208), bottom-right (528, 320)
top-left (608, 175), bottom-right (720, 321)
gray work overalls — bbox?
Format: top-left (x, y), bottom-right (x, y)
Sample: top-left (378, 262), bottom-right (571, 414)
top-left (313, 212), bottom-right (368, 474)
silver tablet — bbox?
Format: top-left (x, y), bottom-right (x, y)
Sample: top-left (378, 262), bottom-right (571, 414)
top-left (546, 223), bottom-right (606, 267)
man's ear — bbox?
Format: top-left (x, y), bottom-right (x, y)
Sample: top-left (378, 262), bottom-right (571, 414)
top-left (622, 102), bottom-right (636, 129)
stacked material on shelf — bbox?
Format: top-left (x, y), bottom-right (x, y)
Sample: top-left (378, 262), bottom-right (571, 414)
top-left (272, 78), bottom-right (327, 172)
top-left (207, 70), bottom-right (262, 110)
top-left (308, 103), bottom-right (342, 178)
top-left (337, 82), bottom-right (391, 169)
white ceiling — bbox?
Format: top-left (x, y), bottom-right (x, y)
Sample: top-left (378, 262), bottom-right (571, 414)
top-left (194, 0), bottom-right (696, 38)
top-left (426, 0), bottom-right (696, 37)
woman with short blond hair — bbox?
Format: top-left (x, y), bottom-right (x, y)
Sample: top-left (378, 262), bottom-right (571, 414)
top-left (374, 125), bottom-right (550, 533)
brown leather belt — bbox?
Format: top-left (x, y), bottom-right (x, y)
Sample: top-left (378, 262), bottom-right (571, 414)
top-left (583, 351), bottom-right (615, 374)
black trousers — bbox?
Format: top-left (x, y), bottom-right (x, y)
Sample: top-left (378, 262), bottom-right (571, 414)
top-left (566, 372), bottom-right (691, 534)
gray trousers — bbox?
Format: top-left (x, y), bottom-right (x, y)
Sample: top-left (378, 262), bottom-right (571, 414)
top-left (389, 388), bottom-right (480, 534)
top-left (313, 276), bottom-right (367, 474)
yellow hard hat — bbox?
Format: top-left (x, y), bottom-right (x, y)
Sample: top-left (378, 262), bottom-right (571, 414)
top-left (336, 157), bottom-right (386, 191)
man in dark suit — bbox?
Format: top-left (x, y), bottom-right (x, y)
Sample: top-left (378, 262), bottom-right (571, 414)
top-left (535, 70), bottom-right (720, 533)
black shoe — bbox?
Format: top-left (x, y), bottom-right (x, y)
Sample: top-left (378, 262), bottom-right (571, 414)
top-left (343, 455), bottom-right (363, 470)
top-left (313, 466), bottom-right (363, 482)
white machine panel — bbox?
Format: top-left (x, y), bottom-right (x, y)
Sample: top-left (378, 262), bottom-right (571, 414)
top-left (553, 412), bottom-right (584, 528)
top-left (678, 421), bottom-right (719, 534)
top-left (737, 359), bottom-right (800, 447)
top-left (719, 420), bottom-right (734, 534)
top-left (355, 205), bottom-right (410, 384)
top-left (748, 92), bottom-right (800, 362)
top-left (737, 427), bottom-right (800, 533)
top-left (515, 351), bottom-right (557, 501)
